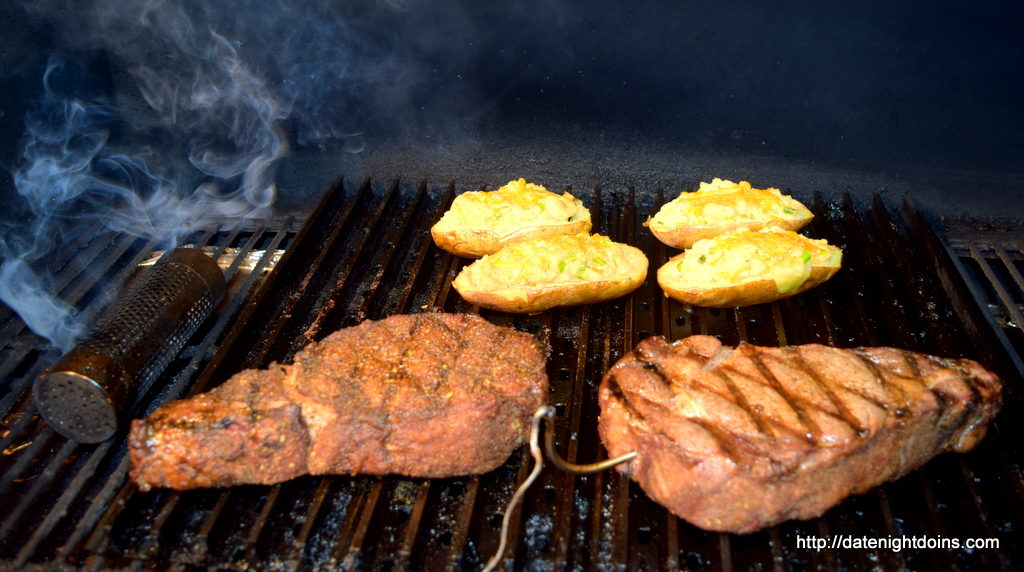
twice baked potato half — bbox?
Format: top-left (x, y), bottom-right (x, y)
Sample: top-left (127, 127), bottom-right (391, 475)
top-left (645, 178), bottom-right (813, 249)
top-left (431, 178), bottom-right (592, 258)
top-left (453, 233), bottom-right (649, 314)
top-left (657, 227), bottom-right (842, 308)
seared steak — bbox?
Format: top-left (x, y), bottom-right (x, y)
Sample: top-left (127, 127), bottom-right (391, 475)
top-left (598, 335), bottom-right (1002, 533)
top-left (130, 313), bottom-right (549, 490)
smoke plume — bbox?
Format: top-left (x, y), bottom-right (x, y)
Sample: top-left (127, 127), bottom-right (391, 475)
top-left (1, 0), bottom-right (409, 351)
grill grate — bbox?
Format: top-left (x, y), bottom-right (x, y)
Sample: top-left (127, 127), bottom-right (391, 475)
top-left (947, 235), bottom-right (1024, 362)
top-left (0, 179), bottom-right (1020, 570)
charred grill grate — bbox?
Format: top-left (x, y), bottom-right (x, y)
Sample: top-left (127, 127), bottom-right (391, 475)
top-left (0, 179), bottom-right (1020, 570)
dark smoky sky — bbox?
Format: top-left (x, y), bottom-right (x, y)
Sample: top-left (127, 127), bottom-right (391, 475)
top-left (341, 2), bottom-right (1023, 171)
top-left (452, 2), bottom-right (1024, 169)
top-left (1, 0), bottom-right (1023, 184)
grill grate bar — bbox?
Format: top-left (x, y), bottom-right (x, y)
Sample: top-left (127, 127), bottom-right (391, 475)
top-left (220, 229), bottom-right (268, 280)
top-left (387, 183), bottom-right (457, 316)
top-left (291, 479), bottom-right (333, 564)
top-left (207, 227), bottom-right (243, 268)
top-left (748, 196), bottom-right (870, 569)
top-left (29, 222), bottom-right (298, 567)
top-left (888, 198), bottom-right (1021, 571)
top-left (874, 219), bottom-right (1011, 572)
top-left (0, 234), bottom-right (174, 560)
top-left (344, 181), bottom-right (428, 320)
top-left (0, 346), bottom-right (43, 406)
top-left (136, 489), bottom-right (182, 560)
top-left (0, 421), bottom-right (56, 495)
top-left (0, 429), bottom-right (67, 535)
top-left (0, 183), bottom-right (1021, 570)
top-left (605, 186), bottom-right (635, 570)
top-left (817, 196), bottom-right (898, 570)
top-left (847, 196), bottom-right (948, 569)
top-left (187, 490), bottom-right (230, 563)
top-left (397, 481), bottom-right (433, 567)
top-left (0, 382), bottom-right (43, 458)
top-left (993, 241), bottom-right (1024, 293)
top-left (76, 223), bottom-right (296, 565)
top-left (281, 180), bottom-right (401, 355)
top-left (341, 480), bottom-right (385, 567)
top-left (318, 182), bottom-right (464, 569)
top-left (119, 179), bottom-right (463, 570)
top-left (969, 242), bottom-right (1024, 332)
top-left (0, 234), bottom-right (156, 423)
top-left (551, 305), bottom-right (589, 565)
top-left (0, 233), bottom-right (152, 344)
top-left (295, 182), bottom-right (456, 570)
top-left (243, 484), bottom-right (283, 564)
top-left (327, 479), bottom-right (375, 568)
top-left (0, 219), bottom-right (108, 331)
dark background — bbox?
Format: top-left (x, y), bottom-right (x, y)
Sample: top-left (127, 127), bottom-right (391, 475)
top-left (1, 1), bottom-right (1022, 223)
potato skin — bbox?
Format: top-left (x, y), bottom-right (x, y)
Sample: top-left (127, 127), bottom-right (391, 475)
top-left (656, 228), bottom-right (842, 308)
top-left (658, 260), bottom-right (840, 308)
top-left (650, 217), bottom-right (810, 251)
top-left (645, 179), bottom-right (813, 250)
top-left (452, 233), bottom-right (649, 314)
top-left (431, 218), bottom-right (591, 259)
top-left (457, 275), bottom-right (646, 314)
top-left (431, 179), bottom-right (592, 258)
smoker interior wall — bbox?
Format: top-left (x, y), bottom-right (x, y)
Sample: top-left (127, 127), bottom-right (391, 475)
top-left (1, 1), bottom-right (1023, 219)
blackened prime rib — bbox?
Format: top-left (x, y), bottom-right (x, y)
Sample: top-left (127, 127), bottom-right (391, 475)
top-left (130, 313), bottom-right (549, 490)
top-left (598, 335), bottom-right (1002, 533)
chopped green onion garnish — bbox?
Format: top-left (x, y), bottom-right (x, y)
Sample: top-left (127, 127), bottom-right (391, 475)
top-left (801, 251), bottom-right (812, 263)
top-left (593, 257), bottom-right (606, 265)
top-left (783, 208), bottom-right (795, 214)
top-left (698, 254), bottom-right (707, 264)
top-left (558, 260), bottom-right (567, 272)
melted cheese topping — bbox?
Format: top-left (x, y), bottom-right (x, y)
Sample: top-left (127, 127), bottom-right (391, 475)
top-left (648, 178), bottom-right (812, 230)
top-left (663, 227), bottom-right (842, 292)
top-left (434, 178), bottom-right (588, 237)
top-left (454, 233), bottom-right (647, 290)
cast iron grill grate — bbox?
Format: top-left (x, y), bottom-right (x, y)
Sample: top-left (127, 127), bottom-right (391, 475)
top-left (0, 179), bottom-right (1020, 571)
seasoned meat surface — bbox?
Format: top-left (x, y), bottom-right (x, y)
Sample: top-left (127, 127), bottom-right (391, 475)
top-left (130, 313), bottom-right (549, 490)
top-left (598, 335), bottom-right (1002, 533)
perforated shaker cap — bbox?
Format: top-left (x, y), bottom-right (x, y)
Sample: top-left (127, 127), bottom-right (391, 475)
top-left (33, 371), bottom-right (119, 443)
top-left (32, 248), bottom-right (225, 444)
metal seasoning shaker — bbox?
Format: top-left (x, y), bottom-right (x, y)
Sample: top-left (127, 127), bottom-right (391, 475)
top-left (33, 247), bottom-right (226, 443)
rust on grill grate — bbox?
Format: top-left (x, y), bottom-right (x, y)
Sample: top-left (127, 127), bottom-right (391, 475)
top-left (0, 179), bottom-right (1021, 570)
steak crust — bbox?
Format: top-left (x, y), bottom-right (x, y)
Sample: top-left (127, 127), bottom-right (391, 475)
top-left (598, 335), bottom-right (1002, 533)
top-left (130, 313), bottom-right (549, 490)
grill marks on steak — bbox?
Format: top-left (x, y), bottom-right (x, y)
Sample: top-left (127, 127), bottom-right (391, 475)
top-left (129, 313), bottom-right (549, 491)
top-left (598, 335), bottom-right (1002, 533)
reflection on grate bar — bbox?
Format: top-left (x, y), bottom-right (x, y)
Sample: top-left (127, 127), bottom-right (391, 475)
top-left (0, 180), bottom-right (1021, 571)
top-left (139, 246), bottom-right (287, 274)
